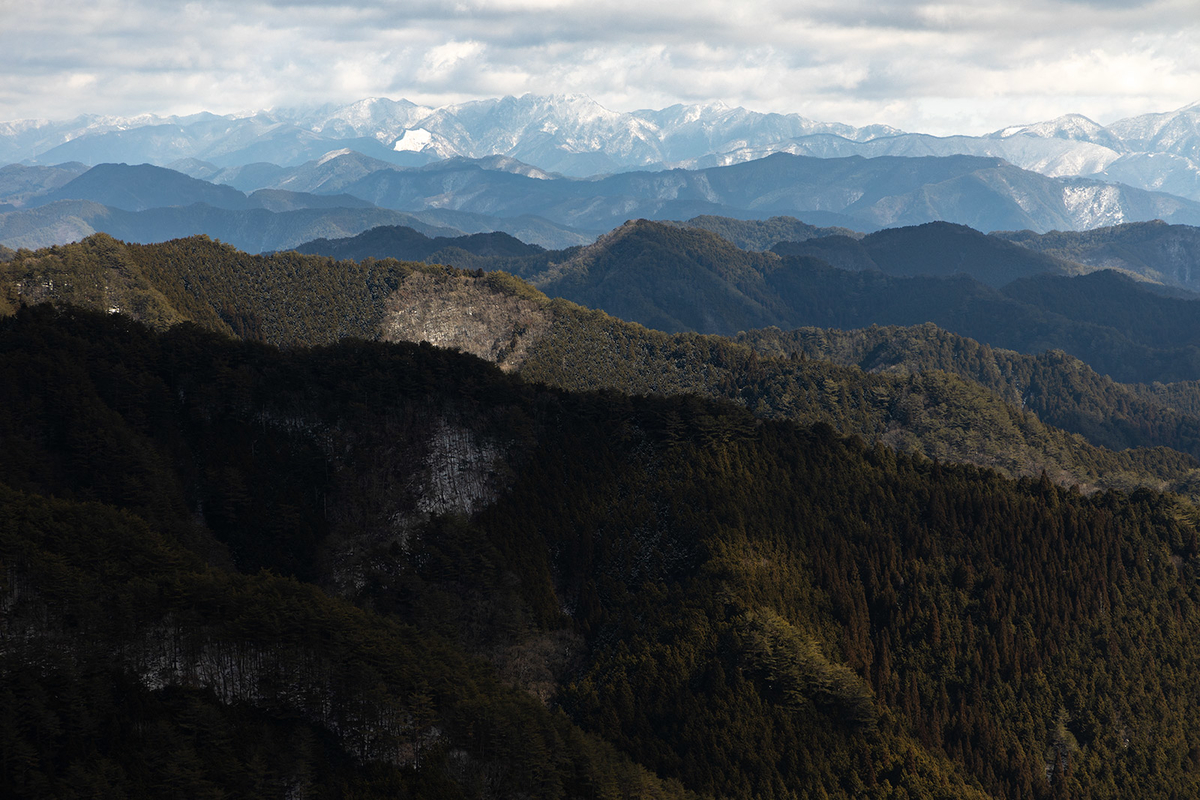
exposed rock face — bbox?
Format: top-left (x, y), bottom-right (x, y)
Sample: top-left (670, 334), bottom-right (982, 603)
top-left (380, 269), bottom-right (552, 371)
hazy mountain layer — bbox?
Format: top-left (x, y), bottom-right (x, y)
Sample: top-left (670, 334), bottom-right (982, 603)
top-left (5, 96), bottom-right (1200, 202)
top-left (0, 162), bottom-right (89, 206)
top-left (0, 160), bottom-right (602, 251)
top-left (323, 152), bottom-right (1200, 233)
top-left (9, 152), bottom-right (1200, 259)
top-left (0, 199), bottom-right (465, 252)
top-left (995, 220), bottom-right (1200, 293)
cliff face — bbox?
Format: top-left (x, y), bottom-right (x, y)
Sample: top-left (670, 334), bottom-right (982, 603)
top-left (380, 269), bottom-right (553, 371)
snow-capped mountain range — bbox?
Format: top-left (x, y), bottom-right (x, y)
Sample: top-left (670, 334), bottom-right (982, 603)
top-left (5, 94), bottom-right (1196, 200)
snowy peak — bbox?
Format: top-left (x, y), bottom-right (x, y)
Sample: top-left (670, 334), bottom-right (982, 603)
top-left (307, 97), bottom-right (435, 144)
top-left (1107, 102), bottom-right (1200, 159)
top-left (4, 95), bottom-right (1200, 201)
top-left (396, 93), bottom-right (664, 173)
top-left (0, 94), bottom-right (910, 178)
top-left (990, 113), bottom-right (1123, 150)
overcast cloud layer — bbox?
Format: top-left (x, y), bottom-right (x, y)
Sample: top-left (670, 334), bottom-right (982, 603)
top-left (2, 0), bottom-right (1197, 135)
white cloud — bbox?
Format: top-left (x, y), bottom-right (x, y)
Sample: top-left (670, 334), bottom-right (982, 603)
top-left (0, 0), bottom-right (1197, 133)
top-left (417, 40), bottom-right (487, 83)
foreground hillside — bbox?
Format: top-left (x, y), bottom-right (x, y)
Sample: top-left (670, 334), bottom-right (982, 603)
top-left (7, 305), bottom-right (1200, 798)
top-left (0, 307), bottom-right (697, 799)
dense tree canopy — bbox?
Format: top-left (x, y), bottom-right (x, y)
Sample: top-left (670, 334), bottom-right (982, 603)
top-left (4, 305), bottom-right (1200, 798)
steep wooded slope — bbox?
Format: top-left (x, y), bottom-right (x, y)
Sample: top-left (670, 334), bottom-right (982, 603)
top-left (7, 306), bottom-right (1200, 798)
top-left (0, 308), bottom-right (699, 799)
top-left (738, 323), bottom-right (1200, 459)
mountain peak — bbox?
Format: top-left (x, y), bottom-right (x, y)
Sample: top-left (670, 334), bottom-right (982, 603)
top-left (991, 113), bottom-right (1119, 148)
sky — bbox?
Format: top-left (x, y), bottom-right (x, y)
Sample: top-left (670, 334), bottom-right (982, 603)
top-left (1, 0), bottom-right (1198, 135)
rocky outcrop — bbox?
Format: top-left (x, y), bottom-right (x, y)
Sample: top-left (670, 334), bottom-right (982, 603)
top-left (380, 268), bottom-right (552, 371)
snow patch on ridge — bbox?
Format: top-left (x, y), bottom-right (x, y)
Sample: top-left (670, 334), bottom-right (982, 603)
top-left (394, 128), bottom-right (433, 152)
top-left (417, 418), bottom-right (501, 517)
top-left (317, 148), bottom-right (354, 165)
top-left (1063, 184), bottom-right (1126, 229)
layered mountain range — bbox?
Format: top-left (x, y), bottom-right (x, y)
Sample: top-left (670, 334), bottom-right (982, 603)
top-left (7, 149), bottom-right (1200, 254)
top-left (4, 94), bottom-right (1199, 201)
top-left (12, 92), bottom-right (1200, 800)
top-left (4, 94), bottom-right (1200, 254)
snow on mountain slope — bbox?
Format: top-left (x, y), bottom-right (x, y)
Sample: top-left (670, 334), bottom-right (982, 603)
top-left (989, 113), bottom-right (1125, 150)
top-left (631, 102), bottom-right (902, 165)
top-left (678, 132), bottom-right (1123, 179)
top-left (410, 94), bottom-right (665, 173)
top-left (4, 95), bottom-right (1200, 203)
top-left (1107, 102), bottom-right (1200, 160)
top-left (307, 97), bottom-right (434, 144)
top-left (1063, 183), bottom-right (1127, 228)
top-left (1096, 152), bottom-right (1200, 200)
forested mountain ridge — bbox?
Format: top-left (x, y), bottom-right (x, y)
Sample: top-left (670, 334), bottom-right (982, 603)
top-left (297, 212), bottom-right (1200, 297)
top-left (770, 220), bottom-right (1080, 287)
top-left (995, 220), bottom-right (1200, 293)
top-left (666, 214), bottom-right (865, 251)
top-left (8, 302), bottom-right (1200, 798)
top-left (382, 265), bottom-right (1200, 493)
top-left (297, 217), bottom-right (1200, 385)
top-left (737, 322), bottom-right (1200, 459)
top-left (5, 232), bottom-right (1200, 499)
top-left (294, 223), bottom-right (549, 263)
top-left (0, 306), bottom-right (706, 799)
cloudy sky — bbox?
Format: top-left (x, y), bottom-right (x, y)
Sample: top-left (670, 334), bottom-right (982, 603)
top-left (2, 0), bottom-right (1197, 135)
